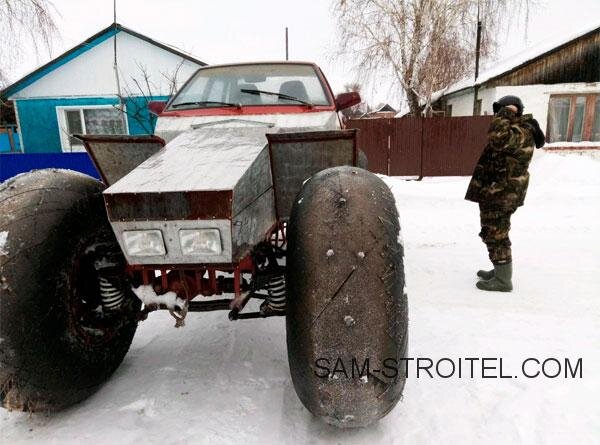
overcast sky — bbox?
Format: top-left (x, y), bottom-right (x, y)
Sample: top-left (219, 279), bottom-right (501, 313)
top-left (8, 0), bottom-right (600, 107)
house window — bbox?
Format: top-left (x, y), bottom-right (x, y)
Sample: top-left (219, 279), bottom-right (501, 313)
top-left (547, 94), bottom-right (600, 143)
top-left (446, 104), bottom-right (453, 117)
top-left (592, 96), bottom-right (600, 142)
top-left (57, 105), bottom-right (127, 152)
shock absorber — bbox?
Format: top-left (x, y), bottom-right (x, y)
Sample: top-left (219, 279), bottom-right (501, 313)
top-left (98, 276), bottom-right (125, 312)
top-left (260, 274), bottom-right (286, 315)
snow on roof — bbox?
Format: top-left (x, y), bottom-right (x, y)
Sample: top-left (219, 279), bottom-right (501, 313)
top-left (395, 106), bottom-right (410, 118)
top-left (440, 21), bottom-right (600, 98)
top-left (374, 103), bottom-right (397, 112)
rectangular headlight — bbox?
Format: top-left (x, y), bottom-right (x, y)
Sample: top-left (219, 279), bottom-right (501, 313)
top-left (122, 230), bottom-right (166, 256)
top-left (179, 229), bottom-right (222, 255)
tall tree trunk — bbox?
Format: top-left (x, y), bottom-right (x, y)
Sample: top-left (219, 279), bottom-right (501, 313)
top-left (407, 89), bottom-right (421, 116)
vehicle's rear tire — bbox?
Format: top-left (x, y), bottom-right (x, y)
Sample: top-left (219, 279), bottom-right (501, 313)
top-left (286, 166), bottom-right (408, 427)
top-left (0, 169), bottom-right (140, 412)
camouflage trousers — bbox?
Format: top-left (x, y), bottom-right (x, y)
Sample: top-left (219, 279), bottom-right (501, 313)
top-left (478, 204), bottom-right (514, 265)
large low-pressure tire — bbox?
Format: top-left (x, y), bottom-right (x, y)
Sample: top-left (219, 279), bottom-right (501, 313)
top-left (0, 169), bottom-right (140, 412)
top-left (286, 166), bottom-right (407, 428)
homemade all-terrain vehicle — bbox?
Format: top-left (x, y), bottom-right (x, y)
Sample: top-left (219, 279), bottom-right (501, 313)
top-left (0, 62), bottom-right (407, 427)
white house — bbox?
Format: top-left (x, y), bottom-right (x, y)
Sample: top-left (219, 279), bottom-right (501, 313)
top-left (434, 23), bottom-right (600, 149)
top-left (0, 23), bottom-right (205, 153)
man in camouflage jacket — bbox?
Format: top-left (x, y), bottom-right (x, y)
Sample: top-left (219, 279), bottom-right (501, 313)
top-left (465, 95), bottom-right (545, 292)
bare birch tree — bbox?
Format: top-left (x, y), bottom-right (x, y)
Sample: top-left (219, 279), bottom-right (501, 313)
top-left (333, 0), bottom-right (533, 115)
top-left (0, 0), bottom-right (58, 89)
top-left (115, 59), bottom-right (185, 134)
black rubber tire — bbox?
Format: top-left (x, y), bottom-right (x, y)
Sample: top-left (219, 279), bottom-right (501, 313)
top-left (286, 166), bottom-right (407, 428)
top-left (0, 169), bottom-right (140, 412)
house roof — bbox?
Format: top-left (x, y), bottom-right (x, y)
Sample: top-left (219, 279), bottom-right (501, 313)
top-left (360, 103), bottom-right (397, 118)
top-left (0, 23), bottom-right (206, 99)
top-left (374, 103), bottom-right (396, 113)
top-left (439, 21), bottom-right (600, 99)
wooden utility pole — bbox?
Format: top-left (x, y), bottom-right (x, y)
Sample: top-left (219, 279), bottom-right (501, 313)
top-left (473, 1), bottom-right (482, 115)
top-left (285, 27), bottom-right (289, 60)
top-left (113, 0), bottom-right (127, 130)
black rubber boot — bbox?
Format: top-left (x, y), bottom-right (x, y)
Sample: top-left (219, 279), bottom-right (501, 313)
top-left (477, 269), bottom-right (494, 280)
top-left (476, 263), bottom-right (513, 292)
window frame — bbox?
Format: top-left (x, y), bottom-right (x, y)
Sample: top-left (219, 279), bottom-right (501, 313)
top-left (56, 104), bottom-right (129, 152)
top-left (546, 93), bottom-right (599, 143)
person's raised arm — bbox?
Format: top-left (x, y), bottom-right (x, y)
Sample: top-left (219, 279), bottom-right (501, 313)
top-left (488, 105), bottom-right (519, 151)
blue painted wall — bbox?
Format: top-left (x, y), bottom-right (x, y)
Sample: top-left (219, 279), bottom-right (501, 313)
top-left (0, 152), bottom-right (100, 182)
top-left (16, 97), bottom-right (118, 153)
top-left (0, 130), bottom-right (21, 152)
top-left (15, 95), bottom-right (168, 153)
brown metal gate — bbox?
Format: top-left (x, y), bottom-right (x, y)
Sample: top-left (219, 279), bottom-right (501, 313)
top-left (348, 118), bottom-right (392, 175)
top-left (348, 116), bottom-right (493, 176)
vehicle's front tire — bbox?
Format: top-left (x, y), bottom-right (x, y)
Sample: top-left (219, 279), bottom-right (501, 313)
top-left (0, 169), bottom-right (140, 412)
top-left (286, 166), bottom-right (408, 427)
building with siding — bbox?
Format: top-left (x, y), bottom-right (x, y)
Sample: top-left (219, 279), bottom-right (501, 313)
top-left (0, 102), bottom-right (19, 152)
top-left (433, 23), bottom-right (600, 149)
top-left (0, 23), bottom-right (205, 153)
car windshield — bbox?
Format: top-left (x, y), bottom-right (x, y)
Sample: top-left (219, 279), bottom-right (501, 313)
top-left (168, 64), bottom-right (332, 109)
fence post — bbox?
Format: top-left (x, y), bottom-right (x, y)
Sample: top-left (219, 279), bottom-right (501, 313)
top-left (417, 117), bottom-right (424, 180)
top-left (386, 118), bottom-right (391, 176)
top-left (7, 127), bottom-right (16, 153)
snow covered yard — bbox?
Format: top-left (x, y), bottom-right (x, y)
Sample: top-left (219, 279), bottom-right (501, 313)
top-left (1, 150), bottom-right (599, 444)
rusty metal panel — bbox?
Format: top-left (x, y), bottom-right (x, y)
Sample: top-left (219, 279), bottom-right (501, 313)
top-left (76, 135), bottom-right (165, 186)
top-left (105, 190), bottom-right (233, 221)
top-left (232, 188), bottom-right (276, 261)
top-left (422, 116), bottom-right (492, 176)
top-left (103, 126), bottom-right (271, 222)
top-left (267, 130), bottom-right (357, 220)
top-left (232, 145), bottom-right (273, 216)
top-left (390, 117), bottom-right (422, 176)
top-left (347, 118), bottom-right (390, 174)
top-left (231, 144), bottom-right (276, 260)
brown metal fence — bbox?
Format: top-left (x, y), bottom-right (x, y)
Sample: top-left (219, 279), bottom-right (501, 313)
top-left (348, 116), bottom-right (493, 176)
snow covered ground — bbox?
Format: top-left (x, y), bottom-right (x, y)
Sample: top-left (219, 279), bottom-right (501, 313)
top-left (1, 150), bottom-right (599, 444)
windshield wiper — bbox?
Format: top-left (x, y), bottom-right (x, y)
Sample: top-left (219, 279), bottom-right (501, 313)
top-left (240, 89), bottom-right (313, 107)
top-left (171, 101), bottom-right (241, 109)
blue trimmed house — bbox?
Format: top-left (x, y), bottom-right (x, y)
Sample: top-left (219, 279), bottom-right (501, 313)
top-left (0, 23), bottom-right (205, 155)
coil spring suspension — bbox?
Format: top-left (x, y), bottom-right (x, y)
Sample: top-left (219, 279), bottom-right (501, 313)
top-left (98, 276), bottom-right (125, 312)
top-left (260, 274), bottom-right (286, 315)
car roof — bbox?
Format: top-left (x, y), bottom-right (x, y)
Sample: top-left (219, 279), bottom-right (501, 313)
top-left (194, 61), bottom-right (320, 70)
